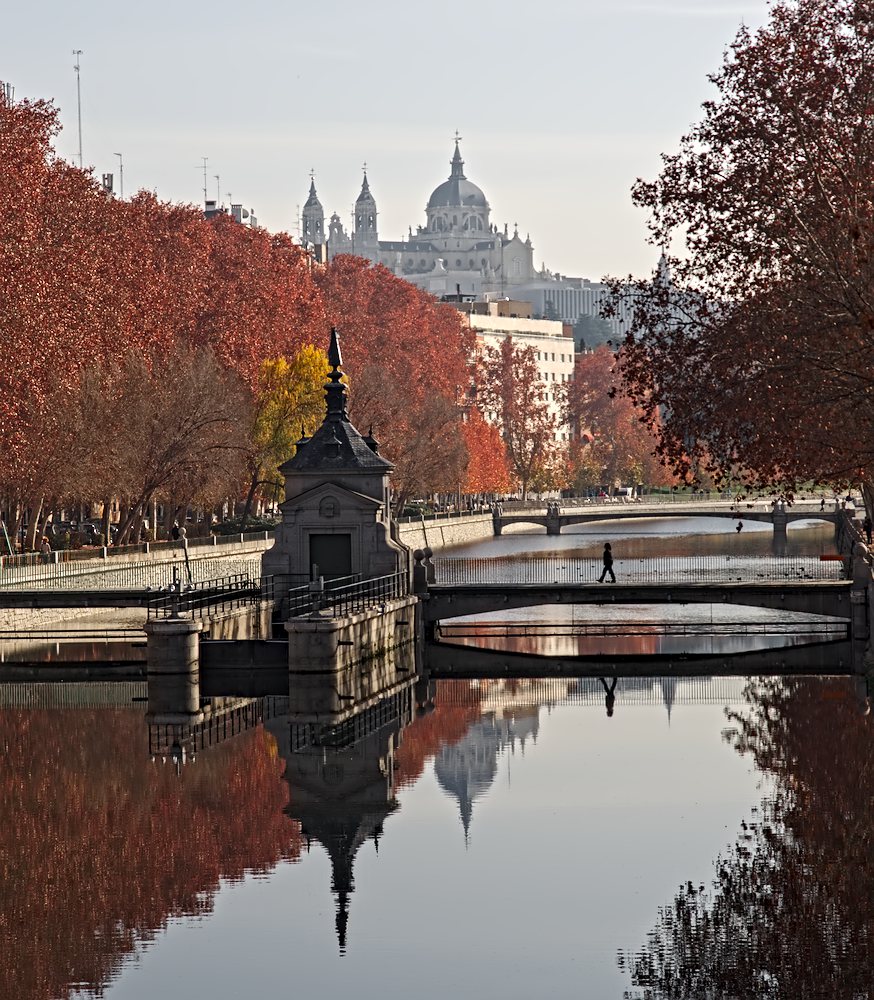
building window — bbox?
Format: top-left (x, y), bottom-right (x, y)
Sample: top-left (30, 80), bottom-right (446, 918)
top-left (456, 259), bottom-right (462, 267)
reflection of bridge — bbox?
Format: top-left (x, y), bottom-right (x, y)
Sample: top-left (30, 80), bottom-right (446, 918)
top-left (425, 637), bottom-right (855, 678)
top-left (492, 501), bottom-right (837, 538)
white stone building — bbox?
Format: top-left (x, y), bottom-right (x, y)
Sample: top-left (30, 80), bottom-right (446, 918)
top-left (459, 302), bottom-right (576, 442)
top-left (300, 140), bottom-right (625, 335)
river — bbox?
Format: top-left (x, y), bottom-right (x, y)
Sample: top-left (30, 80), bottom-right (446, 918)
top-left (2, 516), bottom-right (869, 999)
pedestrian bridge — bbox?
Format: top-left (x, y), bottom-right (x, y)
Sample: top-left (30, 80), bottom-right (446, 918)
top-left (423, 580), bottom-right (852, 625)
top-left (492, 500), bottom-right (839, 538)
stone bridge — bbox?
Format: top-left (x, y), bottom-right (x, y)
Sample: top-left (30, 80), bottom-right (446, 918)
top-left (492, 501), bottom-right (839, 541)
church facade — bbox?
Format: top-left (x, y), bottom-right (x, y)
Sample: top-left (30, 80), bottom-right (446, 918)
top-left (301, 140), bottom-right (618, 327)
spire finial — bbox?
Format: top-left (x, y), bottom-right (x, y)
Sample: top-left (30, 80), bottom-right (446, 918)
top-left (450, 134), bottom-right (465, 179)
top-left (324, 328), bottom-right (349, 421)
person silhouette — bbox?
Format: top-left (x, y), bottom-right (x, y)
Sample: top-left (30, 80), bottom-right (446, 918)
top-left (736, 521), bottom-right (743, 533)
top-left (599, 676), bottom-right (617, 717)
top-left (598, 542), bottom-right (616, 583)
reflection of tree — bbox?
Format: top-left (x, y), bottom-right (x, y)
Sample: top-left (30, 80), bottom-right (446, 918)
top-left (0, 709), bottom-right (301, 1000)
top-left (394, 681), bottom-right (482, 788)
top-left (619, 677), bottom-right (874, 998)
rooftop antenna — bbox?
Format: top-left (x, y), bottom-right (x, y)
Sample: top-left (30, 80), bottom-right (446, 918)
top-left (214, 174), bottom-right (220, 205)
top-left (73, 50), bottom-right (83, 168)
top-left (198, 157), bottom-right (208, 203)
top-left (114, 152), bottom-right (124, 199)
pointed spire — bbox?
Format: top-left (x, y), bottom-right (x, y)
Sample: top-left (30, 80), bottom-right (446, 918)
top-left (356, 165), bottom-right (374, 204)
top-left (450, 135), bottom-right (466, 179)
top-left (324, 327), bottom-right (349, 422)
top-left (304, 173), bottom-right (322, 209)
top-left (363, 424), bottom-right (380, 454)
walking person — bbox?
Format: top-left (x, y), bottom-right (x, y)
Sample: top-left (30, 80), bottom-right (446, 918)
top-left (864, 515), bottom-right (873, 546)
top-left (598, 542), bottom-right (616, 583)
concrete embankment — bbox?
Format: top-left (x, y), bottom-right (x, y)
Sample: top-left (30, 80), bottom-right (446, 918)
top-left (0, 535), bottom-right (272, 631)
top-left (397, 513), bottom-right (493, 551)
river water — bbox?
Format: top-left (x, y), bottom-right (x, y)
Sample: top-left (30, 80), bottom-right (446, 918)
top-left (3, 517), bottom-right (870, 999)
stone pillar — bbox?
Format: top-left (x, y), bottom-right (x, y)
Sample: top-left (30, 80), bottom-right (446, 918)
top-left (412, 550), bottom-right (428, 595)
top-left (492, 506), bottom-right (503, 536)
top-left (144, 617), bottom-right (204, 722)
top-left (772, 505), bottom-right (788, 545)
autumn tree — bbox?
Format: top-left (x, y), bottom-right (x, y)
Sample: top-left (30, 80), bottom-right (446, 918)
top-left (462, 407), bottom-right (512, 494)
top-left (477, 337), bottom-right (558, 498)
top-left (316, 255), bottom-right (474, 507)
top-left (608, 0), bottom-right (874, 508)
top-left (240, 346), bottom-right (328, 526)
top-left (567, 346), bottom-right (675, 490)
top-left (75, 345), bottom-right (251, 544)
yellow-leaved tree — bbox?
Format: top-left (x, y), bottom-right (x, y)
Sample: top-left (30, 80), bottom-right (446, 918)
top-left (241, 345), bottom-right (327, 527)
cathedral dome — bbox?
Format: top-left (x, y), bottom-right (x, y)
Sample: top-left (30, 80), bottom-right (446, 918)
top-left (426, 140), bottom-right (489, 210)
top-left (427, 176), bottom-right (488, 209)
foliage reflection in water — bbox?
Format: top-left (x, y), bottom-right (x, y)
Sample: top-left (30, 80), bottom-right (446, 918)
top-left (619, 674), bottom-right (874, 999)
top-left (2, 667), bottom-right (871, 999)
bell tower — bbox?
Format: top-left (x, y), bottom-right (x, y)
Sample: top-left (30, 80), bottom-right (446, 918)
top-left (301, 174), bottom-right (324, 248)
top-left (354, 166), bottom-right (378, 255)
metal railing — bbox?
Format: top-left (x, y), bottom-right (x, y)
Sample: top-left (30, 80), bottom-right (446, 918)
top-left (288, 685), bottom-right (414, 752)
top-left (434, 554), bottom-right (846, 585)
top-left (146, 573), bottom-right (260, 620)
top-left (284, 571), bottom-right (410, 619)
top-left (149, 696), bottom-right (289, 758)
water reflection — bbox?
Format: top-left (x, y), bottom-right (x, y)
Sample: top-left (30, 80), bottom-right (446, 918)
top-left (3, 668), bottom-right (872, 997)
top-left (620, 675), bottom-right (874, 998)
top-left (437, 604), bottom-right (850, 658)
top-left (0, 700), bottom-right (300, 1000)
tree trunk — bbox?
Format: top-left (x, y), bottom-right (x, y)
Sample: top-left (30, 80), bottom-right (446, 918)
top-left (24, 498), bottom-right (43, 551)
top-left (240, 467), bottom-right (261, 532)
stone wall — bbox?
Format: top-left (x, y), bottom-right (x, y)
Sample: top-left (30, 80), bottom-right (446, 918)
top-left (397, 514), bottom-right (492, 551)
top-left (286, 596), bottom-right (419, 717)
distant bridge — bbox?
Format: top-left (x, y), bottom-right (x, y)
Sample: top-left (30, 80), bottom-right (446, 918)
top-left (492, 500), bottom-right (838, 538)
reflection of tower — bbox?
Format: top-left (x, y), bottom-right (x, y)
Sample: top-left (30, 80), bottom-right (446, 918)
top-left (659, 676), bottom-right (676, 726)
top-left (434, 709), bottom-right (539, 843)
top-left (266, 688), bottom-right (414, 953)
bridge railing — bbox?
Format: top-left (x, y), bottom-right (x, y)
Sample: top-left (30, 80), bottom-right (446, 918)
top-left (284, 571), bottom-right (410, 619)
top-left (434, 554), bottom-right (846, 585)
top-left (146, 573), bottom-right (260, 620)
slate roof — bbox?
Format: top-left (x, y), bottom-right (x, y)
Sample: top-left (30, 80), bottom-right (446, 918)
top-left (280, 328), bottom-right (394, 475)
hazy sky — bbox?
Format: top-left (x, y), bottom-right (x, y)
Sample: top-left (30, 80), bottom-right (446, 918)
top-left (4, 0), bottom-right (770, 280)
